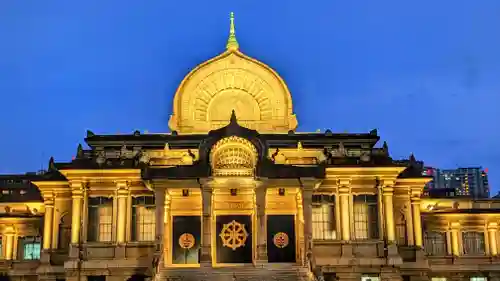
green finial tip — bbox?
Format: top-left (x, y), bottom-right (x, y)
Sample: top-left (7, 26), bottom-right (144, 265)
top-left (226, 12), bottom-right (239, 51)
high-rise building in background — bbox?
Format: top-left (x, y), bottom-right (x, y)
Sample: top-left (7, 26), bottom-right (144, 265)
top-left (423, 166), bottom-right (490, 198)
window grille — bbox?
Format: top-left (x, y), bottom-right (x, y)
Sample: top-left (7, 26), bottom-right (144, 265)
top-left (131, 196), bottom-right (156, 241)
top-left (312, 195), bottom-right (337, 240)
top-left (87, 197), bottom-right (113, 242)
top-left (20, 236), bottom-right (41, 260)
top-left (424, 231), bottom-right (447, 256)
top-left (470, 277), bottom-right (487, 281)
top-left (463, 231), bottom-right (485, 255)
top-left (353, 195), bottom-right (378, 240)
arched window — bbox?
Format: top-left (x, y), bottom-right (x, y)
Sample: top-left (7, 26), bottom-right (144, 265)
top-left (395, 210), bottom-right (407, 245)
top-left (58, 214), bottom-right (71, 250)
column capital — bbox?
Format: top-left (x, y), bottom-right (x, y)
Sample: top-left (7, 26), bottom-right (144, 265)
top-left (382, 186), bottom-right (395, 194)
top-left (411, 196), bottom-right (421, 204)
top-left (337, 177), bottom-right (352, 187)
top-left (450, 221), bottom-right (461, 230)
top-left (488, 222), bottom-right (498, 230)
top-left (410, 185), bottom-right (425, 198)
top-left (44, 199), bottom-right (55, 207)
top-left (379, 178), bottom-right (396, 187)
top-left (114, 180), bottom-right (130, 189)
top-left (3, 225), bottom-right (16, 235)
top-left (43, 192), bottom-right (55, 206)
top-left (70, 180), bottom-right (85, 193)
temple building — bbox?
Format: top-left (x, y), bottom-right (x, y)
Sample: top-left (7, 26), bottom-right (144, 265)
top-left (1, 12), bottom-right (500, 281)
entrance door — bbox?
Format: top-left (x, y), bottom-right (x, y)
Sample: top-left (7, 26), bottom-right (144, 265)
top-left (267, 214), bottom-right (296, 263)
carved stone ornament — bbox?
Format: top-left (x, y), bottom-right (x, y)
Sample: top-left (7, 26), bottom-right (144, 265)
top-left (210, 136), bottom-right (258, 176)
top-left (168, 42), bottom-right (297, 134)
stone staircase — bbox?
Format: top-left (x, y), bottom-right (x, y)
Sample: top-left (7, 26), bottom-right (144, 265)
top-left (156, 263), bottom-right (312, 281)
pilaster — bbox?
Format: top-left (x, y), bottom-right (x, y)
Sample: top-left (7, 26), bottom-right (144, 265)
top-left (115, 181), bottom-right (129, 244)
top-left (41, 193), bottom-right (55, 264)
top-left (154, 187), bottom-right (166, 251)
top-left (410, 195), bottom-right (423, 248)
top-left (255, 180), bottom-right (268, 263)
top-left (4, 225), bottom-right (15, 260)
top-left (70, 181), bottom-right (84, 245)
top-left (300, 178), bottom-right (315, 268)
top-left (488, 222), bottom-right (498, 256)
top-left (43, 194), bottom-right (55, 250)
top-left (381, 181), bottom-right (396, 243)
top-left (337, 178), bottom-right (351, 241)
top-left (450, 221), bottom-right (461, 256)
top-left (405, 199), bottom-right (415, 246)
top-left (164, 191), bottom-right (171, 266)
top-left (200, 183), bottom-right (213, 265)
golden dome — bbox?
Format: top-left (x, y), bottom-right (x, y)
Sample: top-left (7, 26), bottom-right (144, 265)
top-left (209, 136), bottom-right (258, 177)
top-left (168, 13), bottom-right (297, 134)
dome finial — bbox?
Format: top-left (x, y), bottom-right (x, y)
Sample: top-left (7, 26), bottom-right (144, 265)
top-left (226, 12), bottom-right (239, 51)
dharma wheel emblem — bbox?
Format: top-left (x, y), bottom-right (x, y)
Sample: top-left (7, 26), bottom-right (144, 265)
top-left (273, 232), bottom-right (289, 248)
top-left (219, 220), bottom-right (248, 251)
top-left (178, 233), bottom-right (195, 249)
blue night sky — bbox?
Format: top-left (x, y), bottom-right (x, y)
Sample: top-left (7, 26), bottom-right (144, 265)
top-left (0, 1), bottom-right (499, 193)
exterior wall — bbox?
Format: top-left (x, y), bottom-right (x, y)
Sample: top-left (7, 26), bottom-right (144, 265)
top-left (1, 172), bottom-right (500, 281)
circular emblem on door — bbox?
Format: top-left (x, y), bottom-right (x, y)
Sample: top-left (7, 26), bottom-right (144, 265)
top-left (219, 220), bottom-right (249, 251)
top-left (273, 232), bottom-right (289, 248)
top-left (178, 233), bottom-right (195, 249)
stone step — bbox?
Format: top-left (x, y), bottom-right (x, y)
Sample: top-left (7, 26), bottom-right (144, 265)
top-left (157, 264), bottom-right (311, 281)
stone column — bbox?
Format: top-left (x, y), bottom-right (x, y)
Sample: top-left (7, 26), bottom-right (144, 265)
top-left (51, 197), bottom-right (63, 249)
top-left (301, 183), bottom-right (314, 265)
top-left (255, 182), bottom-right (267, 263)
top-left (488, 222), bottom-right (498, 256)
top-left (4, 226), bottom-right (15, 260)
top-left (200, 185), bottom-right (213, 264)
top-left (43, 196), bottom-right (55, 250)
top-left (338, 179), bottom-right (351, 241)
top-left (405, 200), bottom-right (414, 246)
top-left (450, 222), bottom-right (461, 256)
top-left (382, 184), bottom-right (396, 243)
top-left (163, 193), bottom-right (171, 266)
top-left (411, 196), bottom-right (423, 248)
top-left (155, 187), bottom-right (166, 250)
top-left (115, 181), bottom-right (129, 244)
top-left (70, 182), bottom-right (84, 245)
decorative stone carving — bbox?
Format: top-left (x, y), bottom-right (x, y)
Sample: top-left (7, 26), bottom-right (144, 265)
top-left (169, 46), bottom-right (297, 133)
top-left (209, 136), bottom-right (258, 176)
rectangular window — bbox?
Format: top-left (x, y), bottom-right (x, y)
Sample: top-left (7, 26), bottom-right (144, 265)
top-left (87, 197), bottom-right (113, 242)
top-left (353, 195), bottom-right (378, 240)
top-left (424, 231), bottom-right (447, 256)
top-left (431, 278), bottom-right (447, 281)
top-left (131, 196), bottom-right (156, 241)
top-left (312, 195), bottom-right (337, 240)
top-left (21, 236), bottom-right (41, 260)
top-left (463, 231), bottom-right (485, 255)
top-left (470, 278), bottom-right (487, 281)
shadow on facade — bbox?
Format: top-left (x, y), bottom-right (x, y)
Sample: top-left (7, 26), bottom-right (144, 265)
top-left (127, 274), bottom-right (148, 281)
top-left (0, 274), bottom-right (11, 281)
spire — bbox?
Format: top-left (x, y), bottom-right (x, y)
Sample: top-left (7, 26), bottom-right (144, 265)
top-left (226, 12), bottom-right (239, 51)
top-left (229, 109), bottom-right (238, 124)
